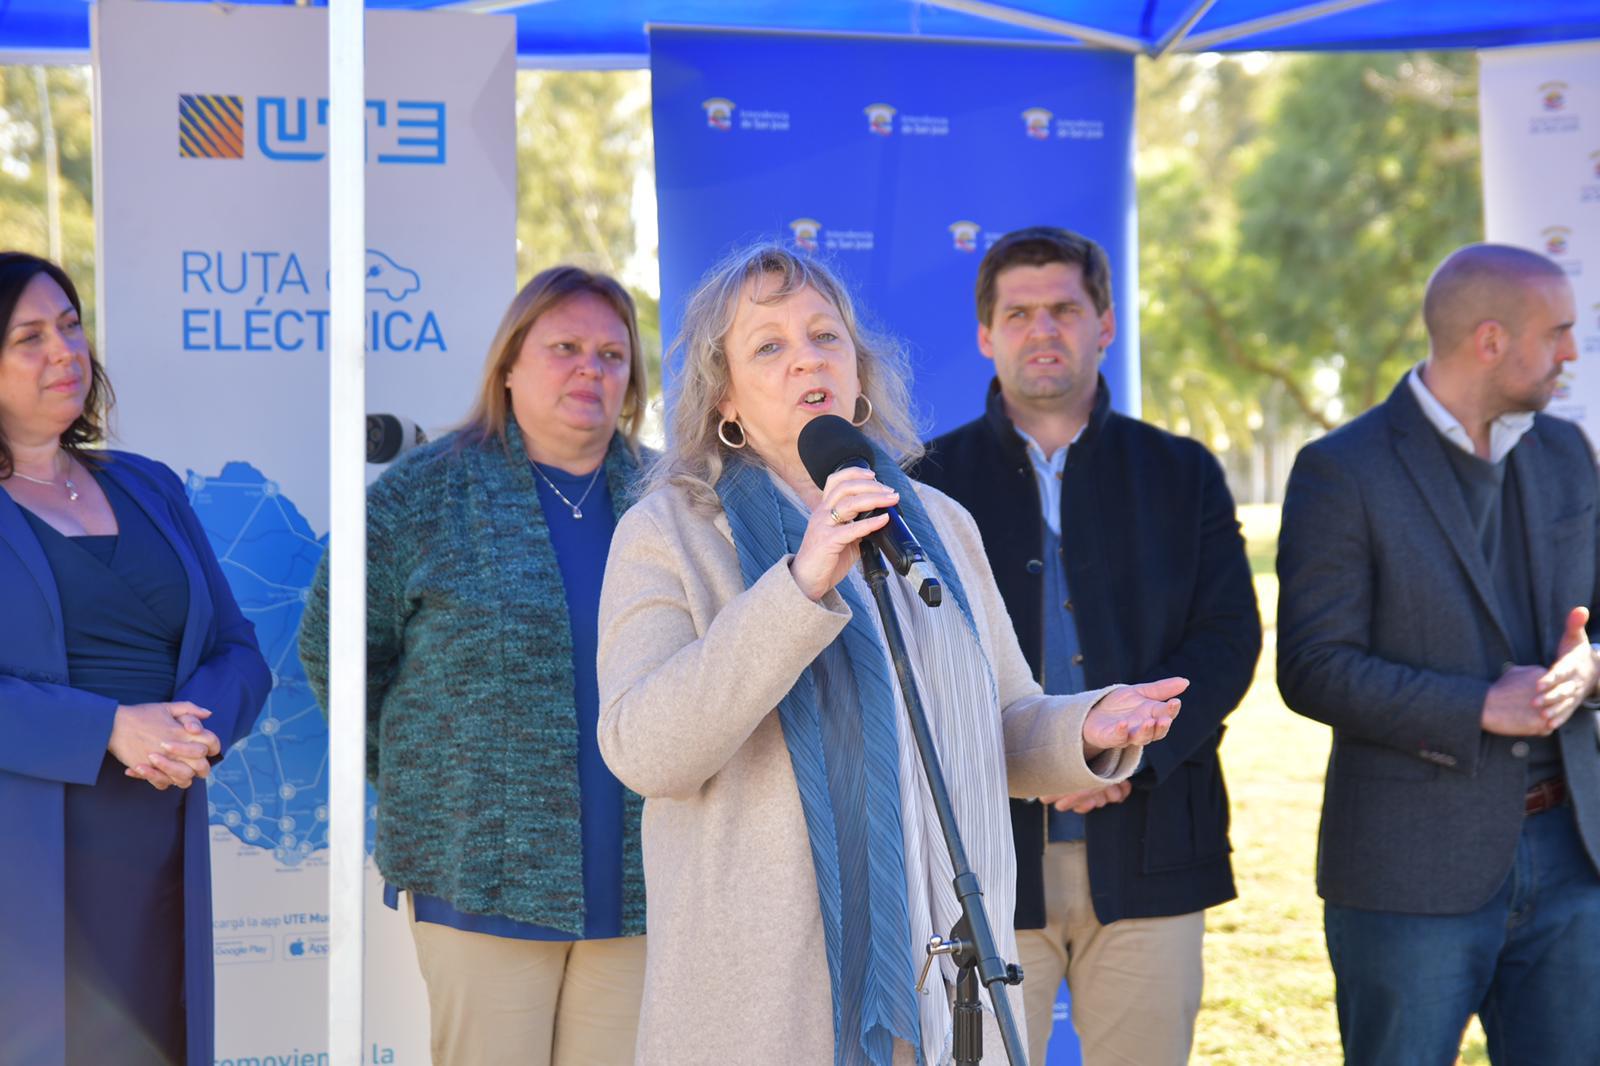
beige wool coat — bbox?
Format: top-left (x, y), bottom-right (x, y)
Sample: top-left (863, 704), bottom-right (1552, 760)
top-left (596, 477), bottom-right (1141, 1065)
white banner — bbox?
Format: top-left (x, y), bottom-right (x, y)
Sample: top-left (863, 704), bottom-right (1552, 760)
top-left (1480, 40), bottom-right (1600, 450)
top-left (93, 5), bottom-right (517, 1061)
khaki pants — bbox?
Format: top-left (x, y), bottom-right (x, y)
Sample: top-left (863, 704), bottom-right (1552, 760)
top-left (1016, 840), bottom-right (1205, 1066)
top-left (407, 899), bottom-right (646, 1066)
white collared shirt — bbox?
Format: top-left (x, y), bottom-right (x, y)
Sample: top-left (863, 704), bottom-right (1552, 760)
top-left (1407, 366), bottom-right (1535, 465)
top-left (1014, 424), bottom-right (1085, 536)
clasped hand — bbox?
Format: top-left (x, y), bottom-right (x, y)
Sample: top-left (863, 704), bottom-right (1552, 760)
top-left (1483, 606), bottom-right (1598, 737)
top-left (108, 701), bottom-right (223, 790)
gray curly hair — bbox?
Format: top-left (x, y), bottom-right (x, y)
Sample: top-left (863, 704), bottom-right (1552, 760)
top-left (653, 243), bottom-right (923, 503)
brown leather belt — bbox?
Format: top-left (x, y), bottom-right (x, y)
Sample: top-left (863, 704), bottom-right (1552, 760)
top-left (1525, 777), bottom-right (1567, 816)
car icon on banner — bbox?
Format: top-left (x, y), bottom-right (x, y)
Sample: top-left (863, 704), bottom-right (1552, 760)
top-left (328, 249), bottom-right (422, 302)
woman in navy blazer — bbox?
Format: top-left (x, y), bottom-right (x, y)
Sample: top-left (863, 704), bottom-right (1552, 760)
top-left (0, 253), bottom-right (271, 1066)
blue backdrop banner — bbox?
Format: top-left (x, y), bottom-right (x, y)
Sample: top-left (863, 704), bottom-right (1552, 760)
top-left (651, 27), bottom-right (1137, 436)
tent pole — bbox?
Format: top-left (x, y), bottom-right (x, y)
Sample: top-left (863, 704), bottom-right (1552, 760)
top-left (1150, 0), bottom-right (1219, 57)
top-left (327, 0), bottom-right (367, 1062)
top-left (918, 0), bottom-right (1145, 53)
top-left (1176, 0), bottom-right (1387, 53)
top-left (434, 0), bottom-right (557, 13)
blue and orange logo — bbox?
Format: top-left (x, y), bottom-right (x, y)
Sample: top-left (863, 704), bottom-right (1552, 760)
top-left (1544, 226), bottom-right (1572, 257)
top-left (1021, 107), bottom-right (1051, 140)
top-left (179, 94), bottom-right (244, 159)
top-left (788, 218), bottom-right (822, 252)
top-left (702, 98), bottom-right (735, 131)
top-left (1540, 82), bottom-right (1568, 113)
top-left (948, 221), bottom-right (980, 252)
top-left (864, 103), bottom-right (896, 136)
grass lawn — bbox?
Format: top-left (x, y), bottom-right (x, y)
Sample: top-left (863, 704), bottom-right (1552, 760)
top-left (1194, 506), bottom-right (1488, 1064)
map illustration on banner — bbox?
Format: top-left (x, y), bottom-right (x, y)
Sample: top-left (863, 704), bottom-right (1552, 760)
top-left (187, 464), bottom-right (375, 865)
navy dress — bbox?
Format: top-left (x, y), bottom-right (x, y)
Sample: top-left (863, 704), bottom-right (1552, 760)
top-left (22, 471), bottom-right (192, 1066)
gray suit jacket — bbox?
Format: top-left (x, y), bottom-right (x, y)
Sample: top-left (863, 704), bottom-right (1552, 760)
top-left (1277, 376), bottom-right (1600, 914)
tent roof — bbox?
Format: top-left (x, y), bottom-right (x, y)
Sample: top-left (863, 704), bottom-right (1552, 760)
top-left (5, 0), bottom-right (1600, 65)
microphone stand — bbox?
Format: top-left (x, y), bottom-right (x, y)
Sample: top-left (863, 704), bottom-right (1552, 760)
top-left (859, 542), bottom-right (1027, 1066)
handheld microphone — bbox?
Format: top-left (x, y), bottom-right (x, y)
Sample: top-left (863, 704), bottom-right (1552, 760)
top-left (797, 414), bottom-right (942, 607)
top-left (367, 414), bottom-right (428, 464)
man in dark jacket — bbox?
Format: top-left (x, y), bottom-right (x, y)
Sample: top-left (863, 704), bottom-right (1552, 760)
top-left (1277, 244), bottom-right (1600, 1066)
top-left (916, 227), bottom-right (1260, 1066)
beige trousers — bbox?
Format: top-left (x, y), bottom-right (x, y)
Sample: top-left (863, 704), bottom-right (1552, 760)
top-left (407, 899), bottom-right (646, 1066)
top-left (1015, 840), bottom-right (1205, 1066)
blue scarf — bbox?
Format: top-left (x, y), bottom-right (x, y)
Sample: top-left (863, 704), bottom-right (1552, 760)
top-left (715, 450), bottom-right (978, 1066)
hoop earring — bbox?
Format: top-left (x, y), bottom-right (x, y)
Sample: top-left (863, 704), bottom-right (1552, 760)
top-left (850, 395), bottom-right (874, 427)
top-left (717, 417), bottom-right (747, 450)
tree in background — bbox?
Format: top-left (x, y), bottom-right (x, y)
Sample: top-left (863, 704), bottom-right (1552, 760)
top-left (0, 66), bottom-right (97, 323)
top-left (1137, 52), bottom-right (1483, 502)
top-left (516, 70), bottom-right (661, 390)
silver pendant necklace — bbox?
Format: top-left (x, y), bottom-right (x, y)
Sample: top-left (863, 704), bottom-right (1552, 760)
top-left (8, 454), bottom-right (80, 502)
top-left (530, 460), bottom-right (603, 520)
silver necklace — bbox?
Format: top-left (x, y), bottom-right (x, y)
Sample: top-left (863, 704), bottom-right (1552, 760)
top-left (530, 460), bottom-right (603, 520)
top-left (7, 454), bottom-right (79, 502)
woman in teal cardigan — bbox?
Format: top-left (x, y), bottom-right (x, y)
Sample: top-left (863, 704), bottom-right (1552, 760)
top-left (300, 266), bottom-right (652, 1066)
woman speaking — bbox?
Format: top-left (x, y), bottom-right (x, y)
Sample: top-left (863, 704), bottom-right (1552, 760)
top-left (597, 245), bottom-right (1186, 1065)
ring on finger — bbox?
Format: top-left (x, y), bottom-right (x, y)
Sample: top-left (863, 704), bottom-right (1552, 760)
top-left (829, 506), bottom-right (844, 525)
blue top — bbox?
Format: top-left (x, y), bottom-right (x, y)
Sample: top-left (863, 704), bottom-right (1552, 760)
top-left (400, 460), bottom-right (626, 941)
top-left (22, 470), bottom-right (194, 1066)
top-left (1041, 525), bottom-right (1089, 844)
top-left (1011, 427), bottom-right (1090, 843)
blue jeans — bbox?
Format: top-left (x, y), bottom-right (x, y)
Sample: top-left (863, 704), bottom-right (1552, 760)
top-left (1324, 806), bottom-right (1600, 1066)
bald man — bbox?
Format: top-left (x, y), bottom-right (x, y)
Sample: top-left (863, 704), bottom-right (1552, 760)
top-left (1277, 243), bottom-right (1600, 1066)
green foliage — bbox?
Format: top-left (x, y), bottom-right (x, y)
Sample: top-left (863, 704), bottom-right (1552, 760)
top-left (0, 66), bottom-right (97, 326)
top-left (1138, 52), bottom-right (1483, 494)
top-left (516, 70), bottom-right (660, 388)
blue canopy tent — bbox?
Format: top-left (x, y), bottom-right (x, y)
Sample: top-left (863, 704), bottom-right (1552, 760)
top-left (5, 0), bottom-right (1600, 63)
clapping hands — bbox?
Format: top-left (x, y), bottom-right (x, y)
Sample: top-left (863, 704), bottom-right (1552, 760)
top-left (109, 701), bottom-right (223, 790)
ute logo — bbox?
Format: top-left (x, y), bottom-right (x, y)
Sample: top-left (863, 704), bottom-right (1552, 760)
top-left (180, 94), bottom-right (245, 159)
top-left (789, 218), bottom-right (822, 252)
top-left (1021, 107), bottom-right (1052, 140)
top-left (865, 103), bottom-right (896, 136)
top-left (948, 221), bottom-right (981, 252)
top-left (1541, 81), bottom-right (1568, 112)
top-left (1544, 225), bottom-right (1572, 257)
top-left (702, 98), bottom-right (735, 131)
top-left (179, 91), bottom-right (447, 163)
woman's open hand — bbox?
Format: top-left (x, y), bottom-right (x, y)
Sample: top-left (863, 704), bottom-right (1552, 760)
top-left (1082, 677), bottom-right (1188, 759)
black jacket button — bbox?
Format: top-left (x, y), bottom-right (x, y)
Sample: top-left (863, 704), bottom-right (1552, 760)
top-left (1025, 559), bottom-right (1043, 574)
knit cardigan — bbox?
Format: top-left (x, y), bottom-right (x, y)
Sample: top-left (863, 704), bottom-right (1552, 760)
top-left (300, 423), bottom-right (649, 935)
